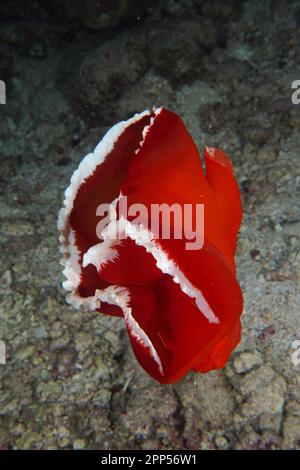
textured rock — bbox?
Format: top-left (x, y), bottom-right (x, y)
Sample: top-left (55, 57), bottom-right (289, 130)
top-left (60, 30), bottom-right (148, 123)
top-left (214, 435), bottom-right (230, 449)
top-left (233, 351), bottom-right (262, 374)
top-left (282, 414), bottom-right (300, 449)
top-left (1, 220), bottom-right (35, 238)
top-left (0, 21), bottom-right (70, 57)
top-left (256, 146), bottom-right (277, 164)
top-left (241, 376), bottom-right (287, 418)
top-left (148, 17), bottom-right (219, 84)
top-left (239, 366), bottom-right (277, 396)
top-left (176, 372), bottom-right (235, 428)
top-left (73, 438), bottom-right (86, 449)
top-left (194, 0), bottom-right (241, 20)
top-left (118, 71), bottom-right (173, 118)
top-left (63, 0), bottom-right (144, 30)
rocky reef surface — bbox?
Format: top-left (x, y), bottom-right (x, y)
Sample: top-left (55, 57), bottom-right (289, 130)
top-left (0, 0), bottom-right (300, 449)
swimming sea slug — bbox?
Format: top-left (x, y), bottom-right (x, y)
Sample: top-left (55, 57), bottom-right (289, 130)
top-left (58, 108), bottom-right (243, 384)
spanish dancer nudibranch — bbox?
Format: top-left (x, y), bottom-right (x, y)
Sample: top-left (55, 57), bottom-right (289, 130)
top-left (58, 107), bottom-right (243, 384)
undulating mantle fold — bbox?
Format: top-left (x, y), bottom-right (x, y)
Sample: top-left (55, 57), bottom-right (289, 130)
top-left (58, 107), bottom-right (243, 384)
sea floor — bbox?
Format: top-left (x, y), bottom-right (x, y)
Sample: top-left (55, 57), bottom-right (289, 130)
top-left (0, 0), bottom-right (300, 449)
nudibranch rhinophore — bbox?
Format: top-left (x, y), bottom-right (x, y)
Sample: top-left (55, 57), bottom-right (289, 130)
top-left (58, 107), bottom-right (243, 384)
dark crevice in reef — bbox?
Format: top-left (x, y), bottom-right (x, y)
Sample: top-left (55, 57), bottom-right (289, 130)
top-left (171, 388), bottom-right (186, 437)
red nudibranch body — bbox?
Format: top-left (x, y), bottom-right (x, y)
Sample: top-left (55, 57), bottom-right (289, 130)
top-left (58, 107), bottom-right (243, 384)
